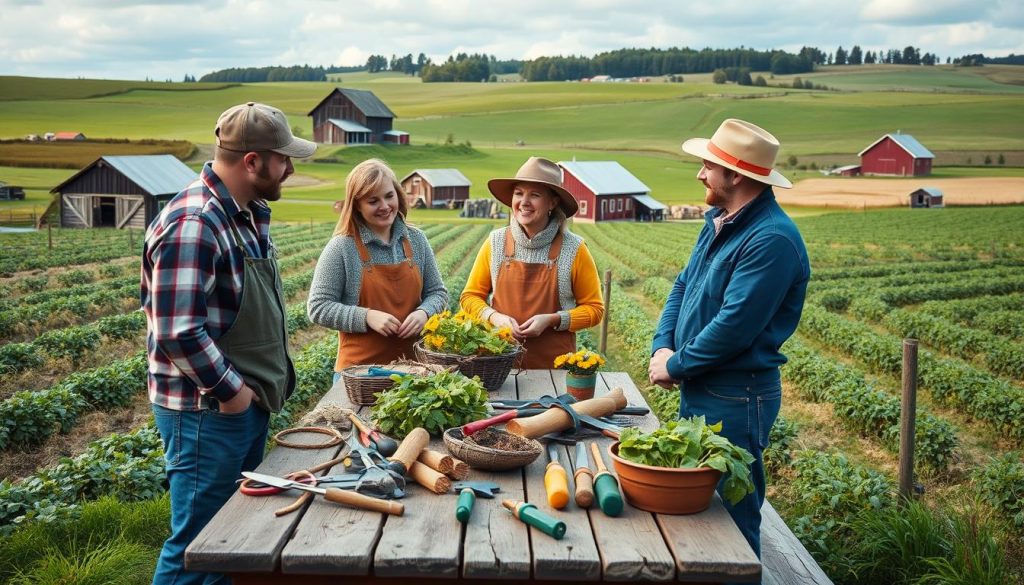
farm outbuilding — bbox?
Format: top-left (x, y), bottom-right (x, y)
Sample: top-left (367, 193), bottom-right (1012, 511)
top-left (54, 132), bottom-right (86, 141)
top-left (909, 187), bottom-right (944, 208)
top-left (401, 169), bottom-right (471, 208)
top-left (859, 132), bottom-right (934, 176)
top-left (49, 155), bottom-right (197, 229)
top-left (308, 88), bottom-right (408, 145)
top-left (558, 160), bottom-right (666, 222)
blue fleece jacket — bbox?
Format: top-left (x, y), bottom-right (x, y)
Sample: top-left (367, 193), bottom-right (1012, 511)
top-left (651, 188), bottom-right (810, 383)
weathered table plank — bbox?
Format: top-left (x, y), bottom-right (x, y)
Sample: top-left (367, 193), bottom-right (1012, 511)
top-left (579, 371), bottom-right (676, 582)
top-left (278, 380), bottom-right (388, 574)
top-left (185, 431), bottom-right (342, 573)
top-left (761, 501), bottom-right (833, 585)
top-left (517, 369), bottom-right (602, 581)
top-left (462, 375), bottom-right (532, 580)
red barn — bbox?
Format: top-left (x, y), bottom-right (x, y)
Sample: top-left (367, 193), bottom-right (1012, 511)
top-left (559, 161), bottom-right (665, 222)
top-left (307, 88), bottom-right (408, 145)
top-left (858, 133), bottom-right (934, 176)
top-left (400, 169), bottom-right (470, 208)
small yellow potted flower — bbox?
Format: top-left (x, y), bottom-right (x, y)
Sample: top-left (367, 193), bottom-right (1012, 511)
top-left (553, 349), bottom-right (606, 400)
top-left (417, 310), bottom-right (522, 391)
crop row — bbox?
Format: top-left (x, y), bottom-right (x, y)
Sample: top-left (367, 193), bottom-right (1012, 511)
top-left (813, 258), bottom-right (1024, 282)
top-left (782, 338), bottom-right (958, 472)
top-left (574, 224), bottom-right (669, 278)
top-left (0, 297), bottom-right (312, 451)
top-left (799, 304), bottom-right (1024, 440)
top-left (0, 334), bottom-right (338, 536)
top-left (813, 273), bottom-right (1024, 312)
top-left (916, 294), bottom-right (1024, 342)
top-left (807, 264), bottom-right (1023, 299)
top-left (881, 309), bottom-right (1024, 380)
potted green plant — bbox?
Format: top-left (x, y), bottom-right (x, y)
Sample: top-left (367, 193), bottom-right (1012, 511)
top-left (416, 310), bottom-right (522, 391)
top-left (608, 416), bottom-right (755, 514)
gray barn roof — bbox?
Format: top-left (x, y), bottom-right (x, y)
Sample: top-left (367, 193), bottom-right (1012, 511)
top-left (858, 133), bottom-right (935, 159)
top-left (51, 154), bottom-right (197, 195)
top-left (632, 194), bottom-right (667, 210)
top-left (328, 118), bottom-right (372, 133)
top-left (401, 169), bottom-right (471, 188)
top-left (559, 161), bottom-right (650, 195)
top-left (308, 88), bottom-right (396, 119)
top-left (913, 187), bottom-right (943, 197)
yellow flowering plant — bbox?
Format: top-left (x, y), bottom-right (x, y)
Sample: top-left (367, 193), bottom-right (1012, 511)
top-left (553, 349), bottom-right (606, 376)
top-left (421, 310), bottom-right (518, 356)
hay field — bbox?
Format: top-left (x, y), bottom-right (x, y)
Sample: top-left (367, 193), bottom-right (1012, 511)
top-left (779, 176), bottom-right (1024, 208)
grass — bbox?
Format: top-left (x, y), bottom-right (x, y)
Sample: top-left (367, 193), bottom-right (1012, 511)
top-left (0, 139), bottom-right (194, 169)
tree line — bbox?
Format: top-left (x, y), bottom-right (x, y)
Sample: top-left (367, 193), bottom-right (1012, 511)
top-left (198, 65), bottom-right (329, 83)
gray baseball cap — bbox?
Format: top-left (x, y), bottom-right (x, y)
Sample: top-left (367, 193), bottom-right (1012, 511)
top-left (215, 102), bottom-right (317, 158)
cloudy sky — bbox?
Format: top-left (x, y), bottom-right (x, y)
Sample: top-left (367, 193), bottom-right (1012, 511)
top-left (1, 0), bottom-right (1021, 81)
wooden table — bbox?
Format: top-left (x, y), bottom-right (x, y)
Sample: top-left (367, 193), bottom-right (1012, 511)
top-left (186, 370), bottom-right (761, 584)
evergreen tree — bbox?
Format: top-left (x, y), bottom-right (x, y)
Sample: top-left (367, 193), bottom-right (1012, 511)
top-left (834, 46), bottom-right (847, 65)
top-left (849, 45), bottom-right (862, 65)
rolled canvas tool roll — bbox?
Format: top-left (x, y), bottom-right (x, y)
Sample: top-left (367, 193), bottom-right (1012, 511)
top-left (505, 387), bottom-right (627, 439)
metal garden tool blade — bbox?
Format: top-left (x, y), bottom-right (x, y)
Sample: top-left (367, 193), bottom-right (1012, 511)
top-left (345, 433), bottom-right (404, 493)
top-left (242, 472), bottom-right (326, 495)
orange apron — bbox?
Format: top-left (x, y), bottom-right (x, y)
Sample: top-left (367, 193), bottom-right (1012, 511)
top-left (492, 229), bottom-right (575, 369)
top-left (335, 234), bottom-right (423, 370)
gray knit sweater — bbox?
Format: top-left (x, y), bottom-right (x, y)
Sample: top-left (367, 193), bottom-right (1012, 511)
top-left (306, 217), bottom-right (448, 333)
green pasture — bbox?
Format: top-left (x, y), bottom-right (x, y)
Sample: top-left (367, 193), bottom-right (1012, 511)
top-left (1, 68), bottom-right (1022, 157)
top-left (787, 64), bottom-right (1024, 93)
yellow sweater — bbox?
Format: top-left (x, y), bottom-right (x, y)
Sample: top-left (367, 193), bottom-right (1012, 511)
top-left (460, 237), bottom-right (604, 332)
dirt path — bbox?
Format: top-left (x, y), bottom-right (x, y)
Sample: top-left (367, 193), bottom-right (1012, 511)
top-left (779, 177), bottom-right (1024, 208)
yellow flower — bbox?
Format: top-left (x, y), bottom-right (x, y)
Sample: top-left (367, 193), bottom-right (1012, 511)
top-left (568, 354), bottom-right (578, 365)
top-left (553, 354), bottom-right (567, 368)
top-left (423, 314), bottom-right (441, 333)
top-left (497, 327), bottom-right (514, 343)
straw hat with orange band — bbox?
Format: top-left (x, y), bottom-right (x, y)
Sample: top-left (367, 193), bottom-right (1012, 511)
top-left (681, 118), bottom-right (792, 189)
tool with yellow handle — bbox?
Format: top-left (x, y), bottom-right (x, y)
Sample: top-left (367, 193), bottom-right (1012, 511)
top-left (544, 443), bottom-right (570, 509)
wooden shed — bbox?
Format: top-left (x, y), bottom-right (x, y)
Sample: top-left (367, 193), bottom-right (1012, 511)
top-left (400, 169), bottom-right (471, 208)
top-left (54, 132), bottom-right (86, 141)
top-left (559, 160), bottom-right (665, 222)
top-left (49, 155), bottom-right (197, 229)
top-left (909, 187), bottom-right (944, 208)
top-left (859, 132), bottom-right (934, 176)
top-left (308, 88), bottom-right (408, 145)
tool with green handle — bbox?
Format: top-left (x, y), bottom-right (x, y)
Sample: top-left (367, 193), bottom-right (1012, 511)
top-left (590, 442), bottom-right (623, 516)
top-left (502, 500), bottom-right (566, 540)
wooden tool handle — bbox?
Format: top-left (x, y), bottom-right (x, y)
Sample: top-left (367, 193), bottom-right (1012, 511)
top-left (390, 427), bottom-right (429, 472)
top-left (590, 442), bottom-right (609, 474)
top-left (544, 462), bottom-right (570, 509)
top-left (462, 410), bottom-right (517, 435)
top-left (505, 387), bottom-right (627, 438)
top-left (323, 487), bottom-right (404, 516)
top-left (410, 460), bottom-right (452, 494)
top-left (419, 448), bottom-right (454, 474)
top-left (574, 468), bottom-right (594, 508)
top-left (348, 412), bottom-right (371, 434)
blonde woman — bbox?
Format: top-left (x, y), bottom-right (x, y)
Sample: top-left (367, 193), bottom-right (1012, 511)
top-left (308, 159), bottom-right (447, 379)
top-left (460, 156), bottom-right (604, 368)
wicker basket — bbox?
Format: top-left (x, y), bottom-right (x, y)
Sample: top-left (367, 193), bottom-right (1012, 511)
top-left (443, 427), bottom-right (542, 471)
top-left (340, 361), bottom-right (448, 406)
top-left (414, 341), bottom-right (522, 392)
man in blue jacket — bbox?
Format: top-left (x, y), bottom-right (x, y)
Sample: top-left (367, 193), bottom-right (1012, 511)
top-left (649, 118), bottom-right (810, 559)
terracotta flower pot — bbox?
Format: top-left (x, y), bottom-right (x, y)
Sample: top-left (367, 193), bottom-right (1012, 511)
top-left (608, 442), bottom-right (723, 515)
top-left (565, 372), bottom-right (597, 400)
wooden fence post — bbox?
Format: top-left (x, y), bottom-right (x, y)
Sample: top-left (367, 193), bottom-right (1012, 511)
top-left (899, 338), bottom-right (919, 500)
top-left (599, 270), bottom-right (611, 355)
top-left (48, 221), bottom-right (53, 251)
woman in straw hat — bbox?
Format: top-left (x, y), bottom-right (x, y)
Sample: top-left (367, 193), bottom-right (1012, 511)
top-left (460, 156), bottom-right (604, 368)
top-left (308, 158), bottom-right (448, 379)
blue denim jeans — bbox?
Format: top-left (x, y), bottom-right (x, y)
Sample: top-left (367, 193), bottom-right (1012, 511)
top-left (680, 378), bottom-right (782, 559)
top-left (152, 403), bottom-right (269, 585)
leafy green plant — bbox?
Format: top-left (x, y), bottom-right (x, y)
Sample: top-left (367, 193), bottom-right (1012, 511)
top-left (0, 342), bottom-right (44, 374)
top-left (371, 370), bottom-right (489, 437)
top-left (617, 416), bottom-right (755, 505)
top-left (8, 539), bottom-right (155, 585)
top-left (55, 269), bottom-right (95, 288)
top-left (973, 452), bottom-right (1024, 528)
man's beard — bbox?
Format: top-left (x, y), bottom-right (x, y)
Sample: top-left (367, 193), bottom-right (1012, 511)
top-left (255, 165), bottom-right (283, 202)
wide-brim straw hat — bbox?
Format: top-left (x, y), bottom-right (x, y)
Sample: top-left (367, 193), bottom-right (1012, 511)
top-left (682, 119), bottom-right (792, 189)
top-left (487, 156), bottom-right (579, 217)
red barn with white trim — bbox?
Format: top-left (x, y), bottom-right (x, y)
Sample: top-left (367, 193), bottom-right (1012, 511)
top-left (858, 133), bottom-right (934, 176)
top-left (558, 160), bottom-right (665, 222)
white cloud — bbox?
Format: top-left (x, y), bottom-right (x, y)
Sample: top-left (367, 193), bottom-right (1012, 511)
top-left (0, 0), bottom-right (1020, 80)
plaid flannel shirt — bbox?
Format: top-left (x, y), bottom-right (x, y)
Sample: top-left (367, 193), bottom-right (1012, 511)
top-left (141, 162), bottom-right (275, 411)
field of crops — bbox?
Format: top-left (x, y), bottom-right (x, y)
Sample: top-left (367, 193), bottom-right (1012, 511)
top-left (0, 204), bottom-right (1022, 583)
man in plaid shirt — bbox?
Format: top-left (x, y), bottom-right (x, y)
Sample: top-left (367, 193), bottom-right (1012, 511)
top-left (143, 102), bottom-right (315, 585)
